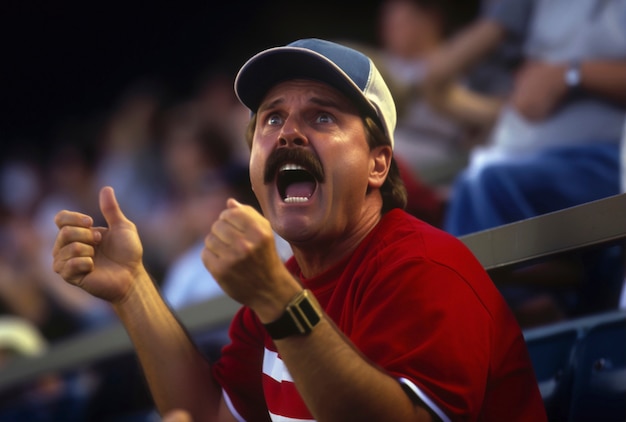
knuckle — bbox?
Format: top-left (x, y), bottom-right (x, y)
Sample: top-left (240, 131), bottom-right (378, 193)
top-left (69, 256), bottom-right (92, 274)
top-left (69, 240), bottom-right (91, 256)
top-left (58, 225), bottom-right (74, 240)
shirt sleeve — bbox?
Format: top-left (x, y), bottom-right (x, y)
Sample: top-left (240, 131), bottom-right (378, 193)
top-left (347, 256), bottom-right (493, 420)
top-left (486, 0), bottom-right (534, 39)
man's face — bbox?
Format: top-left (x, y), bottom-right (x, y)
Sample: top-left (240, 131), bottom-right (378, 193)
top-left (249, 79), bottom-right (379, 246)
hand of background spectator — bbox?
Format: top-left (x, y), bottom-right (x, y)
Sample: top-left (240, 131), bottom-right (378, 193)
top-left (510, 60), bottom-right (569, 122)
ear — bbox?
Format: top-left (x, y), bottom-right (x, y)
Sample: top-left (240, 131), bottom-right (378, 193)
top-left (368, 145), bottom-right (392, 189)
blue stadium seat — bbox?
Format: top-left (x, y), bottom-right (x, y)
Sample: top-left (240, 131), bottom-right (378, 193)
top-left (568, 315), bottom-right (626, 421)
top-left (525, 326), bottom-right (579, 420)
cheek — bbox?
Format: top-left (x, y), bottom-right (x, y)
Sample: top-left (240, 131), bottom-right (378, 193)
top-left (331, 152), bottom-right (371, 196)
top-left (336, 142), bottom-right (370, 173)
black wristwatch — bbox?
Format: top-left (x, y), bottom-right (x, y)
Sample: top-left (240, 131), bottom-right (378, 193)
top-left (264, 289), bottom-right (323, 340)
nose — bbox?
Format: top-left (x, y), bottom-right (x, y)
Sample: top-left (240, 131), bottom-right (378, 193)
top-left (278, 115), bottom-right (309, 147)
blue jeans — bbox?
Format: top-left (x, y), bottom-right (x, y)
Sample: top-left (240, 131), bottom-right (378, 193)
top-left (444, 143), bottom-right (620, 236)
top-left (443, 142), bottom-right (622, 317)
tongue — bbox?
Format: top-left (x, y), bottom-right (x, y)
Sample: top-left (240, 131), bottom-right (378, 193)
top-left (285, 181), bottom-right (315, 199)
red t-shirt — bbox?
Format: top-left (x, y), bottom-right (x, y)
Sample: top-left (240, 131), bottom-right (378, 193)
top-left (212, 209), bottom-right (546, 421)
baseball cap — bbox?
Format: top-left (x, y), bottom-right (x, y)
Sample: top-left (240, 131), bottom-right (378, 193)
top-left (234, 38), bottom-right (397, 148)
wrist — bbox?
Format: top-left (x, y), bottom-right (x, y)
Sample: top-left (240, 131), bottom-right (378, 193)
top-left (112, 265), bottom-right (150, 306)
top-left (263, 289), bottom-right (323, 340)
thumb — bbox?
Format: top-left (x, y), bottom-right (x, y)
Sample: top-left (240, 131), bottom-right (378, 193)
top-left (226, 198), bottom-right (243, 209)
top-left (162, 409), bottom-right (192, 422)
top-left (99, 186), bottom-right (130, 228)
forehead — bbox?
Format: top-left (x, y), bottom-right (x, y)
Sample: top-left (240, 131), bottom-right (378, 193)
top-left (259, 79), bottom-right (360, 113)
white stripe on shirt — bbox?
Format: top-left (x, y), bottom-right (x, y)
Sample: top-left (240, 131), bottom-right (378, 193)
top-left (398, 377), bottom-right (451, 422)
top-left (263, 348), bottom-right (294, 383)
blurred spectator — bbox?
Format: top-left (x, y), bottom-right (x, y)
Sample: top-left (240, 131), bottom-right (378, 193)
top-left (0, 136), bottom-right (109, 341)
top-left (136, 99), bottom-right (240, 279)
top-left (0, 208), bottom-right (50, 332)
top-left (0, 316), bottom-right (95, 422)
top-left (0, 316), bottom-right (47, 366)
top-left (0, 154), bottom-right (43, 217)
top-left (424, 0), bottom-right (626, 325)
top-left (0, 152), bottom-right (45, 325)
top-left (120, 68), bottom-right (253, 281)
top-left (350, 0), bottom-right (483, 189)
top-left (94, 78), bottom-right (167, 225)
top-left (30, 120), bottom-right (115, 339)
top-left (190, 67), bottom-right (252, 166)
top-left (436, 0), bottom-right (626, 232)
top-left (337, 0), bottom-right (490, 227)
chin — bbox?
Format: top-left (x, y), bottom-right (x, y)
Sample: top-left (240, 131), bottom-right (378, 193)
top-left (274, 220), bottom-right (316, 244)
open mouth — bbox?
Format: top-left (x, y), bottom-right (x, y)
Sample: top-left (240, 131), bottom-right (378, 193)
top-left (277, 163), bottom-right (318, 203)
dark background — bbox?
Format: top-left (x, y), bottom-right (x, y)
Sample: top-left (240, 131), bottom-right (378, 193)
top-left (0, 1), bottom-right (383, 157)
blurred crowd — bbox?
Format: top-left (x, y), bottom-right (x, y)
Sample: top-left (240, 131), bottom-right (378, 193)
top-left (0, 67), bottom-right (256, 343)
top-left (1, 0), bottom-right (625, 380)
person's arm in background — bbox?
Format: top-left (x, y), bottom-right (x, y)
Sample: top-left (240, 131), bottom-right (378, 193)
top-left (422, 0), bottom-right (534, 130)
top-left (512, 59), bottom-right (626, 121)
top-left (424, 20), bottom-right (506, 88)
top-left (421, 20), bottom-right (508, 133)
top-left (579, 61), bottom-right (626, 105)
top-left (424, 0), bottom-right (533, 84)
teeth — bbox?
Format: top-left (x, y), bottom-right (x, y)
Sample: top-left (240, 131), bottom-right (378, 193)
top-left (279, 163), bottom-right (306, 172)
top-left (278, 163), bottom-right (314, 203)
top-left (284, 196), bottom-right (310, 203)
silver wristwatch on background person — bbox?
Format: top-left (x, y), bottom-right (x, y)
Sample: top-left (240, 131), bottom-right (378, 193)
top-left (565, 60), bottom-right (581, 89)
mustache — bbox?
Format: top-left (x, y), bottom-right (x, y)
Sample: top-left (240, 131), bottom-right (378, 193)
top-left (264, 148), bottom-right (325, 184)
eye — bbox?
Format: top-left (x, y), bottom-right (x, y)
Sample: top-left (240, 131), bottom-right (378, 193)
top-left (267, 113), bottom-right (283, 126)
top-left (315, 112), bottom-right (334, 124)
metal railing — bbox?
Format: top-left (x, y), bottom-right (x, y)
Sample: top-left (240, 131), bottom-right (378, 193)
top-left (1, 193), bottom-right (625, 393)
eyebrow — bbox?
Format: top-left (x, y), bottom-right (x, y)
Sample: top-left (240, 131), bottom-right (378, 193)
top-left (309, 96), bottom-right (344, 109)
top-left (257, 98), bottom-right (284, 114)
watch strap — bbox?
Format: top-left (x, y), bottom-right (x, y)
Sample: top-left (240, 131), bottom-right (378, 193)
top-left (264, 289), bottom-right (323, 340)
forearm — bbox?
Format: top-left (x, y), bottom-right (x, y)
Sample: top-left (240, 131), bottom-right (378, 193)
top-left (431, 83), bottom-right (504, 130)
top-left (113, 269), bottom-right (222, 419)
top-left (422, 19), bottom-right (506, 126)
top-left (578, 60), bottom-right (626, 105)
top-left (276, 318), bottom-right (434, 421)
top-left (426, 19), bottom-right (506, 86)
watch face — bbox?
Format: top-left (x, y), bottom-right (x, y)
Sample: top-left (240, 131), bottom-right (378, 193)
top-left (566, 65), bottom-right (581, 87)
top-left (264, 290), bottom-right (322, 339)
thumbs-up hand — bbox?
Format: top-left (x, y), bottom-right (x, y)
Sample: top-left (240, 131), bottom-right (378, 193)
top-left (52, 186), bottom-right (145, 303)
